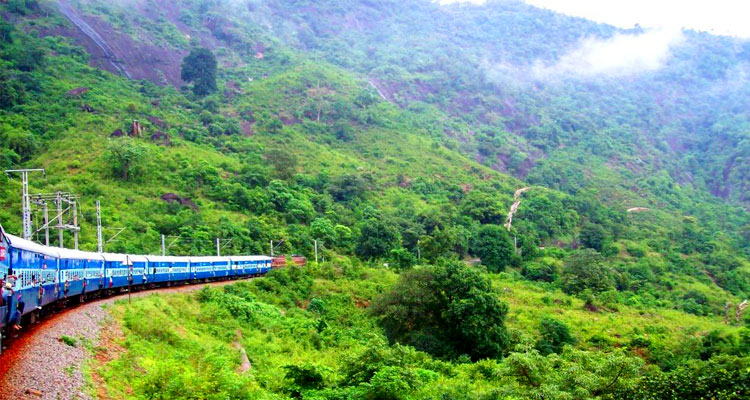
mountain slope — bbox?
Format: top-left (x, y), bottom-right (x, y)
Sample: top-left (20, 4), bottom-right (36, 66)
top-left (0, 0), bottom-right (747, 331)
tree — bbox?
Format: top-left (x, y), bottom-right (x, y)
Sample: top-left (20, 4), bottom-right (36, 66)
top-left (561, 249), bottom-right (616, 294)
top-left (389, 248), bottom-right (416, 270)
top-left (8, 40), bottom-right (46, 71)
top-left (105, 138), bottom-right (148, 181)
top-left (311, 217), bottom-right (336, 244)
top-left (328, 173), bottom-right (370, 202)
top-left (284, 363), bottom-right (324, 398)
top-left (7, 0), bottom-right (33, 15)
top-left (472, 224), bottom-right (515, 272)
top-left (420, 226), bottom-right (470, 262)
top-left (355, 219), bottom-right (400, 260)
top-left (333, 121), bottom-right (354, 141)
top-left (0, 20), bottom-right (14, 43)
top-left (614, 355), bottom-right (750, 400)
top-left (504, 348), bottom-right (643, 398)
top-left (0, 74), bottom-right (26, 108)
top-left (459, 191), bottom-right (505, 224)
top-left (265, 148), bottom-right (298, 180)
top-left (580, 222), bottom-right (607, 251)
top-left (371, 262), bottom-right (509, 360)
top-left (521, 257), bottom-right (562, 282)
top-left (535, 317), bottom-right (575, 355)
top-left (263, 118), bottom-right (283, 134)
top-left (181, 47), bottom-right (217, 96)
top-left (0, 124), bottom-right (37, 161)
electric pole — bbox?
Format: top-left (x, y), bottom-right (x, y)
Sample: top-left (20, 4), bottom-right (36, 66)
top-left (314, 240), bottom-right (318, 264)
top-left (72, 200), bottom-right (78, 250)
top-left (216, 238), bottom-right (220, 256)
top-left (161, 234), bottom-right (166, 256)
top-left (96, 200), bottom-right (103, 253)
top-left (56, 192), bottom-right (63, 247)
top-left (5, 168), bottom-right (44, 240)
top-left (42, 201), bottom-right (49, 246)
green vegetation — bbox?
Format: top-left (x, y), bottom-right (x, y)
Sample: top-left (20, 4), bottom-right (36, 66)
top-left (0, 0), bottom-right (749, 397)
top-left (60, 334), bottom-right (78, 347)
top-left (93, 264), bottom-right (750, 399)
top-left (371, 261), bottom-right (509, 360)
top-left (181, 47), bottom-right (218, 97)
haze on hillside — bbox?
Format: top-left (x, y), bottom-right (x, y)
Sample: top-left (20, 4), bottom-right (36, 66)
top-left (444, 0), bottom-right (750, 38)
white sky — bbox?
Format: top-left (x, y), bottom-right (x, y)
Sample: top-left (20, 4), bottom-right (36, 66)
top-left (441, 0), bottom-right (750, 38)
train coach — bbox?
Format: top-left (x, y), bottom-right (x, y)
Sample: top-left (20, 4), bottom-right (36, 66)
top-left (0, 226), bottom-right (272, 346)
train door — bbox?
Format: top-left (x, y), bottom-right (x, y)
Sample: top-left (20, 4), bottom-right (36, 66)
top-left (39, 255), bottom-right (57, 307)
top-left (0, 236), bottom-right (8, 330)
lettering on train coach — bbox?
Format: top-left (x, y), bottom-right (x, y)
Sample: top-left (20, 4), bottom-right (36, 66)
top-left (62, 269), bottom-right (85, 281)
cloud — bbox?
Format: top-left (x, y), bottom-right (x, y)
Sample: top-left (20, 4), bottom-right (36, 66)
top-left (531, 28), bottom-right (684, 79)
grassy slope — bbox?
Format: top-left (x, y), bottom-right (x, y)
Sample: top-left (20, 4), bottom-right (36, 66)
top-left (90, 268), bottom-right (743, 399)
top-left (1, 47), bottom-right (516, 253)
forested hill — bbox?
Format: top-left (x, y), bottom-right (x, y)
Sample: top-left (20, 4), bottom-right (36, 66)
top-left (0, 0), bottom-right (749, 332)
top-left (264, 0), bottom-right (750, 205)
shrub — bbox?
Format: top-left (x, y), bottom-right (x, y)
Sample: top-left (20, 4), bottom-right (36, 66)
top-left (580, 222), bottom-right (608, 251)
top-left (355, 218), bottom-right (401, 260)
top-left (284, 363), bottom-right (325, 397)
top-left (521, 257), bottom-right (561, 282)
top-left (371, 262), bottom-right (509, 360)
top-left (472, 224), bottom-right (515, 272)
top-left (561, 249), bottom-right (616, 294)
top-left (60, 335), bottom-right (77, 347)
top-left (535, 317), bottom-right (575, 355)
top-left (389, 248), bottom-right (416, 270)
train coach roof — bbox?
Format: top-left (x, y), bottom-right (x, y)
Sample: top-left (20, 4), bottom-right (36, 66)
top-left (229, 255), bottom-right (273, 262)
top-left (56, 247), bottom-right (105, 261)
top-left (5, 233), bottom-right (62, 258)
top-left (100, 253), bottom-right (148, 263)
top-left (145, 255), bottom-right (189, 263)
top-left (188, 256), bottom-right (231, 263)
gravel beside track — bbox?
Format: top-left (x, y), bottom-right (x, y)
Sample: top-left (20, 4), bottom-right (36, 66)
top-left (0, 279), bottom-right (250, 399)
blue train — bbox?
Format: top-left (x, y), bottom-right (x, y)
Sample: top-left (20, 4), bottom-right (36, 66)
top-left (0, 225), bottom-right (272, 343)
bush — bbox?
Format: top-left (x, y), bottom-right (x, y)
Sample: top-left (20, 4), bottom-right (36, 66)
top-left (613, 355), bottom-right (750, 399)
top-left (60, 335), bottom-right (77, 347)
top-left (389, 248), bottom-right (416, 270)
top-left (521, 257), bottom-right (561, 282)
top-left (472, 224), bottom-right (515, 272)
top-left (371, 262), bottom-right (509, 360)
top-left (284, 363), bottom-right (325, 397)
top-left (535, 317), bottom-right (575, 355)
top-left (561, 249), bottom-right (616, 294)
top-left (355, 218), bottom-right (401, 260)
top-left (580, 222), bottom-right (607, 251)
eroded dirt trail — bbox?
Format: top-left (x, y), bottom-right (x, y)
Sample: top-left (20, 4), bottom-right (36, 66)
top-left (0, 280), bottom-right (250, 399)
top-left (504, 187), bottom-right (530, 230)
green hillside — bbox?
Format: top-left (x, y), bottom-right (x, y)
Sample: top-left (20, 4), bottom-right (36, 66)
top-left (0, 0), bottom-right (749, 398)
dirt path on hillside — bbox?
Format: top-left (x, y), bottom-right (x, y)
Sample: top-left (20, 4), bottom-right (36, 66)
top-left (0, 279), bottom-right (252, 399)
top-left (504, 187), bottom-right (530, 230)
